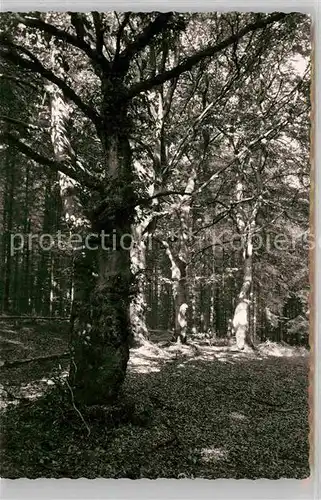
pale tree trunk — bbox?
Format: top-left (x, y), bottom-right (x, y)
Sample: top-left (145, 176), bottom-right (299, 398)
top-left (190, 279), bottom-right (197, 335)
top-left (209, 249), bottom-right (216, 340)
top-left (232, 237), bottom-right (253, 350)
top-left (129, 123), bottom-right (159, 342)
top-left (130, 214), bottom-right (151, 344)
top-left (161, 169), bottom-right (195, 343)
top-left (129, 147), bottom-right (159, 344)
top-left (130, 76), bottom-right (175, 343)
top-left (231, 174), bottom-right (261, 350)
top-left (162, 241), bottom-right (188, 344)
top-left (252, 286), bottom-right (257, 344)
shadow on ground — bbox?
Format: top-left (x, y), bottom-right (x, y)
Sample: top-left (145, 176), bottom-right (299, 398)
top-left (0, 326), bottom-right (310, 479)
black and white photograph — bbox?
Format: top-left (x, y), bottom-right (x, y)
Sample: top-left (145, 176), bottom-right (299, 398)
top-left (0, 10), bottom-right (313, 481)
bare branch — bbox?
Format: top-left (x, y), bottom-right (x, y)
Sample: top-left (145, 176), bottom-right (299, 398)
top-left (115, 12), bottom-right (174, 73)
top-left (16, 13), bottom-right (110, 72)
top-left (0, 115), bottom-right (45, 131)
top-left (0, 352), bottom-right (69, 369)
top-left (1, 131), bottom-right (102, 192)
top-left (0, 41), bottom-right (101, 128)
top-left (0, 73), bottom-right (39, 91)
top-left (115, 12), bottom-right (131, 60)
top-left (126, 12), bottom-right (288, 98)
top-left (91, 11), bottom-right (105, 56)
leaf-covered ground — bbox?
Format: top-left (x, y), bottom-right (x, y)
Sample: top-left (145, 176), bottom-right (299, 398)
top-left (0, 322), bottom-right (310, 479)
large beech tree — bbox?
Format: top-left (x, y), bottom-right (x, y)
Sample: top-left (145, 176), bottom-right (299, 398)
top-left (0, 11), bottom-right (293, 405)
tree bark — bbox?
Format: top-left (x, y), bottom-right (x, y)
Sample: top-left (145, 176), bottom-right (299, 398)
top-left (129, 74), bottom-right (174, 344)
top-left (232, 239), bottom-right (254, 350)
top-left (174, 260), bottom-right (188, 344)
top-left (162, 242), bottom-right (188, 344)
top-left (231, 175), bottom-right (261, 350)
top-left (45, 45), bottom-right (135, 405)
top-left (69, 243), bottom-right (132, 405)
top-left (68, 104), bottom-right (135, 406)
top-left (161, 170), bottom-right (195, 343)
top-left (129, 217), bottom-right (150, 344)
top-left (3, 150), bottom-right (15, 313)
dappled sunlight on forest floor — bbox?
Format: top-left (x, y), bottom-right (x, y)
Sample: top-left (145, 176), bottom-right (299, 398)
top-left (0, 323), bottom-right (310, 479)
top-left (129, 337), bottom-right (309, 374)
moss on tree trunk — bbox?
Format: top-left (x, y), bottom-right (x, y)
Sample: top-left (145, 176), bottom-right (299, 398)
top-left (68, 89), bottom-right (136, 406)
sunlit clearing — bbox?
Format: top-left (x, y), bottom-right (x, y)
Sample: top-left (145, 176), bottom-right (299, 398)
top-left (200, 447), bottom-right (228, 463)
top-left (257, 341), bottom-right (309, 358)
top-left (0, 370), bottom-right (69, 409)
top-left (128, 347), bottom-right (163, 373)
top-left (129, 363), bottom-right (161, 374)
top-left (229, 411), bottom-right (248, 422)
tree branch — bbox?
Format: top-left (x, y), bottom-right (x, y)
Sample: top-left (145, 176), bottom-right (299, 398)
top-left (193, 210), bottom-right (231, 236)
top-left (0, 41), bottom-right (101, 128)
top-left (126, 12), bottom-right (288, 98)
top-left (0, 115), bottom-right (45, 131)
top-left (0, 352), bottom-right (69, 369)
top-left (91, 11), bottom-right (105, 57)
top-left (115, 12), bottom-right (131, 60)
top-left (92, 189), bottom-right (188, 220)
top-left (193, 197), bottom-right (255, 236)
top-left (16, 13), bottom-right (110, 73)
top-left (0, 73), bottom-right (39, 91)
top-left (115, 12), bottom-right (174, 73)
top-left (1, 131), bottom-right (102, 192)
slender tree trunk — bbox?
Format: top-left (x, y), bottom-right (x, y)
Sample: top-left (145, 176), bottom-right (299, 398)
top-left (253, 290), bottom-right (257, 344)
top-left (130, 218), bottom-right (150, 343)
top-left (162, 242), bottom-right (188, 343)
top-left (49, 254), bottom-right (54, 317)
top-left (209, 267), bottom-right (215, 336)
top-left (14, 250), bottom-right (21, 313)
top-left (190, 280), bottom-right (197, 334)
top-left (152, 263), bottom-right (159, 330)
top-left (20, 163), bottom-right (30, 313)
top-left (129, 73), bottom-right (173, 343)
top-left (232, 238), bottom-right (254, 350)
top-left (174, 260), bottom-right (188, 344)
top-left (231, 175), bottom-right (261, 350)
top-left (162, 170), bottom-right (195, 343)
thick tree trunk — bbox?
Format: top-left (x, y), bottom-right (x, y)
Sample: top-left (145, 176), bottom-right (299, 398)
top-left (46, 58), bottom-right (135, 405)
top-left (69, 244), bottom-right (132, 406)
top-left (68, 127), bottom-right (135, 405)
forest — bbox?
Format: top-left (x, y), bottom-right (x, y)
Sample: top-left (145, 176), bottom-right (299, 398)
top-left (0, 11), bottom-right (311, 479)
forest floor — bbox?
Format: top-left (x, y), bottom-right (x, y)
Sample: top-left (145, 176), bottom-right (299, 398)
top-left (0, 322), bottom-right (310, 479)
